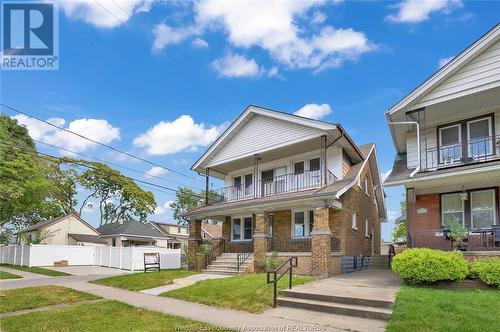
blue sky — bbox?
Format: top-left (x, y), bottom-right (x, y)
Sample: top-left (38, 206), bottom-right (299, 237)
top-left (2, 0), bottom-right (499, 240)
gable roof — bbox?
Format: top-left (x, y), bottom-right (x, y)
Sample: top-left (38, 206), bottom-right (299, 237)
top-left (387, 23), bottom-right (500, 115)
top-left (192, 105), bottom-right (364, 176)
top-left (20, 213), bottom-right (98, 235)
top-left (68, 233), bottom-right (108, 244)
top-left (97, 220), bottom-right (167, 239)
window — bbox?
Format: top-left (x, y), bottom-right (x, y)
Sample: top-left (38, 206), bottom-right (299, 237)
top-left (365, 177), bottom-right (369, 196)
top-left (365, 219), bottom-right (369, 237)
top-left (112, 238), bottom-right (116, 247)
top-left (470, 190), bottom-right (496, 228)
top-left (294, 161), bottom-right (304, 174)
top-left (232, 218), bottom-right (241, 240)
top-left (352, 212), bottom-right (357, 230)
top-left (439, 124), bottom-right (461, 163)
top-left (309, 158), bottom-right (320, 171)
top-left (294, 211), bottom-right (305, 237)
top-left (177, 227), bottom-right (181, 233)
top-left (269, 214), bottom-right (273, 236)
top-left (309, 210), bottom-right (315, 233)
top-left (441, 193), bottom-right (464, 226)
top-left (234, 176), bottom-right (242, 189)
top-left (467, 117), bottom-right (492, 158)
top-left (232, 217), bottom-right (252, 240)
top-left (245, 174), bottom-right (253, 188)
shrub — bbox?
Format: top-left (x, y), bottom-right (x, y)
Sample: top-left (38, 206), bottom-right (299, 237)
top-left (257, 251), bottom-right (284, 272)
top-left (469, 258), bottom-right (500, 288)
top-left (391, 248), bottom-right (468, 284)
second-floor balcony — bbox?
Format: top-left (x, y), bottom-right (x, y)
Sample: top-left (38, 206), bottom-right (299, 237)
top-left (420, 135), bottom-right (500, 171)
top-left (208, 169), bottom-right (338, 205)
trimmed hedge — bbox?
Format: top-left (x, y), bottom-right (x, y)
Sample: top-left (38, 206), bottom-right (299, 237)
top-left (469, 258), bottom-right (500, 289)
top-left (392, 248), bottom-right (468, 284)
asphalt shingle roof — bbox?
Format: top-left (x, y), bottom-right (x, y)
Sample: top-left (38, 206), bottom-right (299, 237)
top-left (97, 220), bottom-right (167, 238)
top-left (68, 233), bottom-right (108, 244)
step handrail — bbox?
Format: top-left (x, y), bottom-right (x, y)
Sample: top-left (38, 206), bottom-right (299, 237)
top-left (266, 256), bottom-right (298, 308)
top-left (204, 239), bottom-right (225, 269)
top-left (236, 250), bottom-right (252, 271)
top-left (388, 244), bottom-right (396, 268)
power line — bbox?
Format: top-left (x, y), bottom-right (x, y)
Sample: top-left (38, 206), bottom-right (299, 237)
top-left (0, 140), bottom-right (206, 200)
top-left (1, 103), bottom-right (204, 182)
top-left (32, 139), bottom-right (204, 192)
top-left (93, 0), bottom-right (127, 26)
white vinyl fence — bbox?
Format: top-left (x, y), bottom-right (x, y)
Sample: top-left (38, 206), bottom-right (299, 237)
top-left (0, 245), bottom-right (180, 271)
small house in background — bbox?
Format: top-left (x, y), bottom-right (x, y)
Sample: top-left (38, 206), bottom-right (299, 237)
top-left (97, 219), bottom-right (169, 247)
top-left (201, 223), bottom-right (222, 240)
top-left (150, 221), bottom-right (189, 249)
top-left (17, 213), bottom-right (105, 246)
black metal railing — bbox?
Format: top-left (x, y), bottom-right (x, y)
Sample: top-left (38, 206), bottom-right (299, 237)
top-left (421, 135), bottom-right (500, 171)
top-left (268, 237), bottom-right (311, 252)
top-left (267, 256), bottom-right (298, 308)
top-left (388, 244), bottom-right (395, 268)
top-left (204, 240), bottom-right (225, 269)
top-left (207, 169), bottom-right (336, 205)
top-left (331, 235), bottom-right (341, 252)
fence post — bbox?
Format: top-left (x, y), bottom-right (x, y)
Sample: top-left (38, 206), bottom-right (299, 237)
top-left (21, 245), bottom-right (24, 266)
top-left (119, 246), bottom-right (123, 270)
top-left (13, 245), bottom-right (17, 266)
top-left (109, 247), bottom-right (112, 268)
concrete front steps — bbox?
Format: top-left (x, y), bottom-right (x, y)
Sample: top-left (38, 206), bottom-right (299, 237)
top-left (368, 255), bottom-right (391, 270)
top-left (202, 253), bottom-right (253, 275)
top-left (278, 289), bottom-right (393, 321)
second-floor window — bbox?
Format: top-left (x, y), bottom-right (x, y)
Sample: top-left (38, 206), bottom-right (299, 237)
top-left (439, 124), bottom-right (461, 163)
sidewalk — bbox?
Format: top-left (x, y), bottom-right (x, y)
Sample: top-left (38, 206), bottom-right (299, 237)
top-left (140, 273), bottom-right (229, 295)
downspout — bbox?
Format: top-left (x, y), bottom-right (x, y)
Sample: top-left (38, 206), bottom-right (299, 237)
top-left (388, 121), bottom-right (420, 178)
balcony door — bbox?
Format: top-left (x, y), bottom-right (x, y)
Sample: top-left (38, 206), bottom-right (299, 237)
top-left (467, 117), bottom-right (493, 159)
top-left (261, 169), bottom-right (274, 196)
top-left (244, 174), bottom-right (253, 198)
top-left (438, 124), bottom-right (461, 164)
top-left (274, 167), bottom-right (287, 193)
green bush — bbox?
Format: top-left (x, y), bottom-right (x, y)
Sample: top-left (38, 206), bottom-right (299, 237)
top-left (392, 248), bottom-right (468, 284)
top-left (469, 258), bottom-right (500, 288)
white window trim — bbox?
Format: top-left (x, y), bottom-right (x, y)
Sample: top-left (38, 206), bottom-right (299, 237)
top-left (441, 193), bottom-right (465, 227)
top-left (470, 189), bottom-right (497, 228)
top-left (291, 209), bottom-right (313, 237)
top-left (365, 219), bottom-right (370, 238)
top-left (466, 117), bottom-right (493, 158)
top-left (352, 212), bottom-right (358, 230)
top-left (365, 177), bottom-right (370, 196)
top-left (439, 123), bottom-right (462, 161)
top-left (231, 216), bottom-right (253, 242)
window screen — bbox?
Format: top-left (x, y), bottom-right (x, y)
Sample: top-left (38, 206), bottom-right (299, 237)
top-left (468, 118), bottom-right (490, 141)
top-left (470, 190), bottom-right (495, 228)
top-left (232, 218), bottom-right (241, 240)
top-left (243, 217), bottom-right (252, 240)
top-left (441, 125), bottom-right (460, 146)
top-left (441, 193), bottom-right (464, 226)
top-left (294, 211), bottom-right (305, 236)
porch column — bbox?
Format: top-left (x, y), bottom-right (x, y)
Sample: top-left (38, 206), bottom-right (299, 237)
top-left (311, 207), bottom-right (332, 277)
top-left (187, 219), bottom-right (202, 270)
top-left (253, 212), bottom-right (270, 272)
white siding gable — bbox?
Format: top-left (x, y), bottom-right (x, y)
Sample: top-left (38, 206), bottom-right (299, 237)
top-left (418, 39), bottom-right (500, 107)
top-left (207, 114), bottom-right (324, 167)
top-left (327, 145), bottom-right (343, 180)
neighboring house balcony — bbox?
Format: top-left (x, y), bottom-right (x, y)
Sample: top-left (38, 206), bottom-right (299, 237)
top-left (208, 169), bottom-right (338, 206)
top-left (420, 134), bottom-right (500, 171)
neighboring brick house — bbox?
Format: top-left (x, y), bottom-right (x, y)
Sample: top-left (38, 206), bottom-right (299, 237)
top-left (384, 25), bottom-right (500, 252)
top-left (185, 105), bottom-right (387, 276)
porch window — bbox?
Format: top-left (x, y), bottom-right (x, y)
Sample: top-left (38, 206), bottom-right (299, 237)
top-left (309, 210), bottom-right (315, 233)
top-left (294, 161), bottom-right (304, 174)
top-left (232, 217), bottom-right (252, 241)
top-left (309, 158), bottom-right (320, 171)
top-left (439, 124), bottom-right (461, 163)
top-left (294, 211), bottom-right (305, 237)
top-left (441, 193), bottom-right (464, 226)
top-left (234, 176), bottom-right (242, 189)
top-left (467, 117), bottom-right (493, 158)
top-left (470, 189), bottom-right (496, 229)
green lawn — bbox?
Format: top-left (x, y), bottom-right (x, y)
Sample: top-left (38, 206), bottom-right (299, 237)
top-left (0, 271), bottom-right (22, 279)
top-left (0, 285), bottom-right (99, 313)
top-left (387, 286), bottom-right (500, 332)
top-left (162, 273), bottom-right (316, 313)
top-left (0, 300), bottom-right (231, 332)
top-left (0, 264), bottom-right (70, 276)
top-left (91, 269), bottom-right (197, 291)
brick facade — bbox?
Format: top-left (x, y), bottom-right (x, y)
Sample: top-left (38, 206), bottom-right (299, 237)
top-left (187, 219), bottom-right (202, 270)
top-left (407, 185), bottom-right (500, 250)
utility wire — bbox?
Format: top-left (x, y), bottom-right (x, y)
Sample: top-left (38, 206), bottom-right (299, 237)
top-left (1, 103), bottom-right (204, 182)
top-left (32, 138), bottom-right (204, 192)
top-left (0, 140), bottom-right (206, 200)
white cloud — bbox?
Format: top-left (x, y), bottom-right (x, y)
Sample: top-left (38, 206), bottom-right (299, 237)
top-left (13, 115), bottom-right (120, 153)
top-left (192, 38), bottom-right (209, 48)
top-left (438, 56), bottom-right (453, 68)
top-left (152, 24), bottom-right (199, 51)
top-left (267, 66), bottom-right (279, 78)
top-left (294, 103), bottom-right (332, 120)
top-left (133, 115), bottom-right (226, 155)
top-left (58, 0), bottom-right (154, 28)
top-left (145, 166), bottom-right (167, 179)
top-left (211, 53), bottom-right (262, 78)
top-left (154, 200), bottom-right (174, 215)
top-left (386, 0), bottom-right (462, 24)
top-left (311, 11), bottom-right (327, 24)
top-left (152, 0), bottom-right (373, 73)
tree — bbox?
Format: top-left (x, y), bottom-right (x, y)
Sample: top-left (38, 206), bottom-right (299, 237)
top-left (76, 160), bottom-right (156, 225)
top-left (170, 187), bottom-right (219, 224)
top-left (392, 199), bottom-right (407, 244)
top-left (0, 115), bottom-right (65, 237)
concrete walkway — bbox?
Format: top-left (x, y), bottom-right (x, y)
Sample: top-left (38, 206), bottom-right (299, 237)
top-left (140, 273), bottom-right (229, 295)
top-left (0, 266), bottom-right (49, 280)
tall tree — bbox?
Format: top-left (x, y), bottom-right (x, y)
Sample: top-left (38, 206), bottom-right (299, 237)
top-left (170, 187), bottom-right (219, 224)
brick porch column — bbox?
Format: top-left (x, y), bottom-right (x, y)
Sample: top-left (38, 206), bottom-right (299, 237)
top-left (253, 212), bottom-right (270, 272)
top-left (187, 219), bottom-right (202, 270)
top-left (311, 207), bottom-right (332, 277)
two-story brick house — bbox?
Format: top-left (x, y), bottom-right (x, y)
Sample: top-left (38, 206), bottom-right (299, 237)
top-left (384, 24), bottom-right (500, 252)
top-left (185, 105), bottom-right (387, 276)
